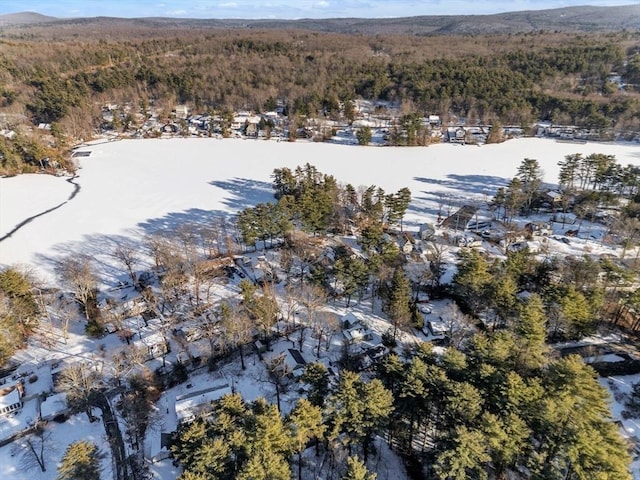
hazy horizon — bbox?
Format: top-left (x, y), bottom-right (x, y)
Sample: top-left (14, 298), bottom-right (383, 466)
top-left (1, 0), bottom-right (638, 20)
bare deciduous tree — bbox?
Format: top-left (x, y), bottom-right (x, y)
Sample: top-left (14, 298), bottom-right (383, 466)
top-left (11, 424), bottom-right (52, 473)
top-left (313, 310), bottom-right (339, 358)
top-left (57, 362), bottom-right (103, 422)
top-left (220, 304), bottom-right (252, 370)
top-left (112, 242), bottom-right (140, 288)
top-left (49, 295), bottom-right (79, 344)
top-left (56, 254), bottom-right (97, 320)
top-left (295, 283), bottom-right (327, 352)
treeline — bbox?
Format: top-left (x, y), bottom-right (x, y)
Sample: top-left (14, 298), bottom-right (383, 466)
top-left (0, 29), bottom-right (638, 166)
top-left (13, 36), bottom-right (636, 127)
top-left (0, 130), bottom-right (70, 173)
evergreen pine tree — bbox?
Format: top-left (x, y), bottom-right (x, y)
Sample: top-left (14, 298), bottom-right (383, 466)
top-left (452, 249), bottom-right (491, 314)
top-left (516, 158), bottom-right (543, 215)
top-left (388, 266), bottom-right (411, 340)
top-left (288, 398), bottom-right (326, 479)
top-left (240, 399), bottom-right (293, 480)
top-left (513, 294), bottom-right (548, 372)
top-left (342, 456), bottom-right (377, 480)
top-left (56, 441), bottom-right (102, 480)
top-left (560, 286), bottom-right (595, 339)
top-left (434, 426), bottom-right (490, 480)
top-left (301, 362), bottom-right (330, 407)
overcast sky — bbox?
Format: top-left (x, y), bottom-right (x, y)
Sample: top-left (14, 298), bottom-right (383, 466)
top-left (1, 0), bottom-right (637, 19)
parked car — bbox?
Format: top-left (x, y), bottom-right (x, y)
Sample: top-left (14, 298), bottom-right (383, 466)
top-left (419, 304), bottom-right (433, 315)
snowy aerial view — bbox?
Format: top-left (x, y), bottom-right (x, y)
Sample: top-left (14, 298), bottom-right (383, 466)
top-left (2, 137), bottom-right (639, 278)
top-left (2, 2), bottom-right (640, 480)
top-left (1, 135), bottom-right (639, 480)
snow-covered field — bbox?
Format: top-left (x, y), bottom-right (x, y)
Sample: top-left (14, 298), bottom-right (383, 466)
top-left (1, 137), bottom-right (639, 283)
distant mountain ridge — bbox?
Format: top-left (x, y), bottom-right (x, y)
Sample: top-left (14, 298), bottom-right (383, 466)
top-left (0, 11), bottom-right (57, 26)
top-left (0, 5), bottom-right (639, 34)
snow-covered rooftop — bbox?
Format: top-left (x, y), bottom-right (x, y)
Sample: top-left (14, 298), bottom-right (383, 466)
top-left (175, 383), bottom-right (231, 424)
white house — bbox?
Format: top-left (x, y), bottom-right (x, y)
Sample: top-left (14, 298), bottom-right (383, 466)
top-left (174, 105), bottom-right (189, 119)
top-left (0, 385), bottom-right (23, 417)
top-left (343, 325), bottom-right (373, 345)
top-left (175, 383), bottom-right (231, 424)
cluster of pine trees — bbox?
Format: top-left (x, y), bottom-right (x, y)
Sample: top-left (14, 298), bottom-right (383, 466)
top-left (238, 164), bottom-right (412, 244)
top-left (379, 339), bottom-right (631, 479)
top-left (558, 153), bottom-right (640, 198)
top-left (0, 267), bottom-right (41, 364)
top-left (171, 372), bottom-right (388, 480)
top-left (171, 336), bottom-right (631, 479)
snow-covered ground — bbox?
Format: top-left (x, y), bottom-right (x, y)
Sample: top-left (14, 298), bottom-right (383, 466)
top-left (0, 414), bottom-right (112, 480)
top-left (602, 374), bottom-right (640, 479)
top-left (1, 137), bottom-right (638, 283)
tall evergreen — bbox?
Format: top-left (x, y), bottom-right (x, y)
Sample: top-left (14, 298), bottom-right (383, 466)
top-left (342, 456), bottom-right (377, 480)
top-left (434, 426), bottom-right (490, 480)
top-left (288, 399), bottom-right (325, 480)
top-left (452, 249), bottom-right (491, 314)
top-left (326, 371), bottom-right (393, 460)
top-left (513, 294), bottom-right (548, 372)
top-left (56, 441), bottom-right (102, 480)
top-left (516, 158), bottom-right (543, 215)
top-left (388, 266), bottom-right (411, 340)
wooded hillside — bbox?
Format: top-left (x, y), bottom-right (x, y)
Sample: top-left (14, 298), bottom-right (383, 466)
top-left (0, 15), bottom-right (639, 173)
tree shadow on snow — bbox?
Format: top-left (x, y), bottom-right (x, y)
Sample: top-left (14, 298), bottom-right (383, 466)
top-left (137, 208), bottom-right (231, 237)
top-left (413, 174), bottom-right (511, 197)
top-left (209, 178), bottom-right (274, 211)
top-left (407, 174), bottom-right (512, 220)
top-left (33, 232), bottom-right (148, 288)
top-left (33, 207), bottom-right (242, 289)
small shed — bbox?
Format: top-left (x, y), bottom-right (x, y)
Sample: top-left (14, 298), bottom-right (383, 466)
top-left (40, 392), bottom-right (68, 421)
top-left (426, 320), bottom-right (448, 340)
top-left (418, 223), bottom-right (436, 241)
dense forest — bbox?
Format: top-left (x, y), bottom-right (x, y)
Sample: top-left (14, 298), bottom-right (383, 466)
top-left (0, 24), bottom-right (639, 173)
